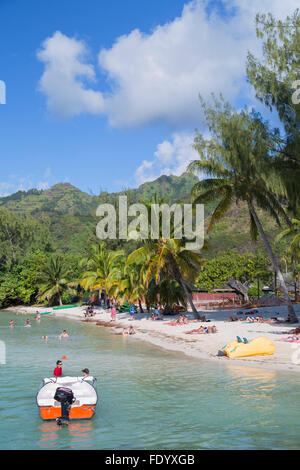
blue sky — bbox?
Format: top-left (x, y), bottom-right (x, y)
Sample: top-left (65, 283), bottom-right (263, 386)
top-left (0, 0), bottom-right (297, 196)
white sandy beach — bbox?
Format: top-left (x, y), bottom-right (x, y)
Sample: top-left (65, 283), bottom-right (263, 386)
top-left (5, 304), bottom-right (300, 373)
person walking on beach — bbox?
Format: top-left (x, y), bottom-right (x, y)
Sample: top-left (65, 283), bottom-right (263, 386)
top-left (129, 304), bottom-right (135, 321)
top-left (53, 360), bottom-right (63, 377)
top-left (111, 304), bottom-right (117, 322)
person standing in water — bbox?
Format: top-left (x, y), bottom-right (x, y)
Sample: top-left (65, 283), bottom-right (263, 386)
top-left (58, 330), bottom-right (69, 339)
top-left (111, 304), bottom-right (117, 322)
top-left (53, 360), bottom-right (63, 377)
top-left (25, 319), bottom-right (30, 327)
top-left (10, 320), bottom-right (14, 328)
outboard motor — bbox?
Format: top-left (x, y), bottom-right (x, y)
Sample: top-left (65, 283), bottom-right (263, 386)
top-left (54, 387), bottom-right (75, 426)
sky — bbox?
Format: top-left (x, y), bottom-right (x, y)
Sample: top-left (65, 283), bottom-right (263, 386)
top-left (0, 0), bottom-right (298, 196)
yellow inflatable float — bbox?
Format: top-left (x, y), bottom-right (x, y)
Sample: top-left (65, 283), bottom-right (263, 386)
top-left (221, 336), bottom-right (276, 358)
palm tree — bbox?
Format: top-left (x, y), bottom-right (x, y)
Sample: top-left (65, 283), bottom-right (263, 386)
top-left (127, 237), bottom-right (203, 319)
top-left (276, 219), bottom-right (300, 299)
top-left (276, 219), bottom-right (300, 259)
top-left (109, 262), bottom-right (147, 312)
top-left (80, 243), bottom-right (124, 303)
top-left (146, 276), bottom-right (187, 313)
top-left (38, 255), bottom-right (70, 306)
top-left (188, 98), bottom-right (297, 322)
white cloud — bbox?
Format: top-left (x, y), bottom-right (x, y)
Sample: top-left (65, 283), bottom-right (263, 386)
top-left (36, 181), bottom-right (49, 190)
top-left (37, 0), bottom-right (298, 126)
top-left (0, 170), bottom-right (54, 197)
top-left (37, 31), bottom-right (105, 116)
top-left (135, 132), bottom-right (199, 185)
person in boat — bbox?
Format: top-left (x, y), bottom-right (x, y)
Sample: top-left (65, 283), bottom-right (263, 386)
top-left (82, 368), bottom-right (90, 377)
top-left (53, 360), bottom-right (63, 377)
top-left (59, 330), bottom-right (69, 339)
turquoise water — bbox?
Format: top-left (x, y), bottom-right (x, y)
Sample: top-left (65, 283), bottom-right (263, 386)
top-left (0, 310), bottom-right (300, 450)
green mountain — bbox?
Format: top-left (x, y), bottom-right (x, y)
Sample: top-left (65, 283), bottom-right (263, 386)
top-left (0, 172), bottom-right (287, 258)
top-left (0, 173), bottom-right (200, 254)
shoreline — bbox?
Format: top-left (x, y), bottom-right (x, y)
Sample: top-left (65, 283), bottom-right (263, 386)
top-left (4, 304), bottom-right (300, 374)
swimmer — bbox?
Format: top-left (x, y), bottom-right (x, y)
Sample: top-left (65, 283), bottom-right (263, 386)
top-left (42, 335), bottom-right (48, 341)
top-left (129, 326), bottom-right (136, 335)
top-left (122, 328), bottom-right (128, 336)
top-left (25, 319), bottom-right (31, 327)
top-left (58, 330), bottom-right (69, 339)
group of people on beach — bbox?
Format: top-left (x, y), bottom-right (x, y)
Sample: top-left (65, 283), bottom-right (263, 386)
top-left (228, 315), bottom-right (281, 323)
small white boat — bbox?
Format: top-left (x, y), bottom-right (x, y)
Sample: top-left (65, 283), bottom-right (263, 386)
top-left (36, 376), bottom-right (98, 421)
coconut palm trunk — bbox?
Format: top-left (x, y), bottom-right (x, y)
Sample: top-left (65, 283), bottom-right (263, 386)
top-left (179, 278), bottom-right (200, 320)
top-left (138, 298), bottom-right (144, 313)
top-left (168, 255), bottom-right (200, 320)
top-left (248, 202), bottom-right (298, 323)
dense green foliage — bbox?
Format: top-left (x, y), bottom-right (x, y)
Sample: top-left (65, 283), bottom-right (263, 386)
top-left (195, 250), bottom-right (271, 292)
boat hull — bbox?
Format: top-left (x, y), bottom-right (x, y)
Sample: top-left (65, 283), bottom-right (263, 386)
top-left (36, 376), bottom-right (98, 421)
top-left (39, 404), bottom-right (96, 421)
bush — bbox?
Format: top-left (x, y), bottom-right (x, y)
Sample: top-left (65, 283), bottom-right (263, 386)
top-left (61, 291), bottom-right (73, 305)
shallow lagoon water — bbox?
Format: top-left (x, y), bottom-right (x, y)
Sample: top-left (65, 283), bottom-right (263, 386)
top-left (0, 311), bottom-right (300, 450)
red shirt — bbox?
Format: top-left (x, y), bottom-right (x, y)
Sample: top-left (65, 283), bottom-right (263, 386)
top-left (53, 367), bottom-right (62, 377)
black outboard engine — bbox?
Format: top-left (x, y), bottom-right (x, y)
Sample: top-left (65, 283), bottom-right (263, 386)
top-left (54, 387), bottom-right (75, 426)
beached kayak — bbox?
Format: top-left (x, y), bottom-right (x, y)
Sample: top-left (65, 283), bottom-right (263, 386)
top-left (221, 336), bottom-right (276, 358)
top-left (53, 305), bottom-right (79, 310)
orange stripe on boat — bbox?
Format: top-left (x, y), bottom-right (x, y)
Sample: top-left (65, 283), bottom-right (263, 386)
top-left (40, 405), bottom-right (95, 420)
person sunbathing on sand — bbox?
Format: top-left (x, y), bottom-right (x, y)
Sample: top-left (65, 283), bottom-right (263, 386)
top-left (185, 326), bottom-right (206, 334)
top-left (166, 318), bottom-right (180, 326)
top-left (186, 324), bottom-right (217, 334)
top-left (185, 325), bottom-right (217, 334)
top-left (287, 327), bottom-right (300, 335)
